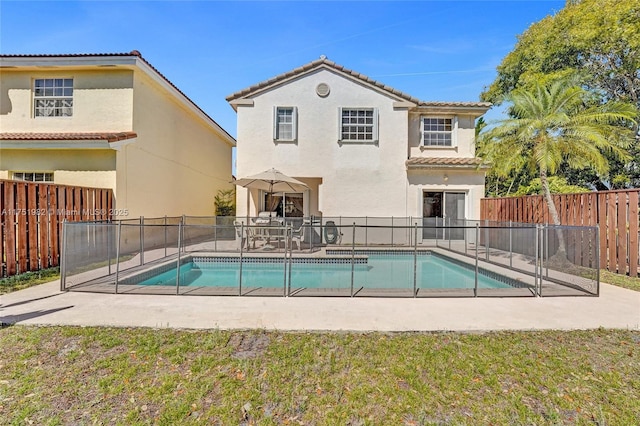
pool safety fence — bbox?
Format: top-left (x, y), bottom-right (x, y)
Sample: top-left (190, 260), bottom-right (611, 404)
top-left (60, 216), bottom-right (599, 297)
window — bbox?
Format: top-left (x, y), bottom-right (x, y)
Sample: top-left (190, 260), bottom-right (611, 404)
top-left (273, 107), bottom-right (297, 142)
top-left (339, 108), bottom-right (378, 143)
top-left (422, 117), bottom-right (455, 147)
top-left (34, 78), bottom-right (73, 117)
top-left (13, 172), bottom-right (54, 182)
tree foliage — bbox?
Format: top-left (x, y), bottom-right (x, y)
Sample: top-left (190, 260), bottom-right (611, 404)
top-left (513, 176), bottom-right (590, 196)
top-left (477, 77), bottom-right (636, 254)
top-left (480, 0), bottom-right (640, 188)
top-left (482, 0), bottom-right (640, 110)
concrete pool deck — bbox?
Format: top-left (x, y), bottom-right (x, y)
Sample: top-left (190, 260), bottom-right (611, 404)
top-left (1, 279), bottom-right (638, 332)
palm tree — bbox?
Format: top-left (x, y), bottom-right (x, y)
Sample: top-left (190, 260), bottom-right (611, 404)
top-left (477, 77), bottom-right (637, 257)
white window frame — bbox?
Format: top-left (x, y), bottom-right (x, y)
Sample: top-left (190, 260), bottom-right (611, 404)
top-left (273, 106), bottom-right (298, 142)
top-left (12, 172), bottom-right (54, 182)
top-left (33, 78), bottom-right (74, 117)
top-left (338, 107), bottom-right (379, 145)
top-left (421, 116), bottom-right (457, 148)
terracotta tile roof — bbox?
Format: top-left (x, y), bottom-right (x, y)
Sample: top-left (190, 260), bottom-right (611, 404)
top-left (0, 51), bottom-right (235, 145)
top-left (226, 57), bottom-right (492, 110)
top-left (406, 157), bottom-right (488, 168)
top-left (0, 132), bottom-right (137, 143)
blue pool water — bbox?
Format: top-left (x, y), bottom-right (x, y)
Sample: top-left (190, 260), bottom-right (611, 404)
top-left (134, 254), bottom-right (512, 290)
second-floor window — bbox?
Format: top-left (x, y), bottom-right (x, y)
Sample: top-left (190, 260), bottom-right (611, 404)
top-left (273, 106), bottom-right (297, 142)
top-left (34, 78), bottom-right (73, 117)
top-left (339, 108), bottom-right (378, 143)
top-left (422, 117), bottom-right (454, 147)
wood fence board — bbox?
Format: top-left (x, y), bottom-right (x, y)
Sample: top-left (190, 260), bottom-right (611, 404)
top-left (629, 191), bottom-right (639, 276)
top-left (617, 193), bottom-right (628, 275)
top-left (38, 186), bottom-right (50, 269)
top-left (74, 187), bottom-right (81, 221)
top-left (4, 183), bottom-right (16, 275)
top-left (49, 185), bottom-right (59, 267)
top-left (16, 183), bottom-right (27, 273)
top-left (607, 194), bottom-right (617, 273)
top-left (27, 184), bottom-right (38, 270)
top-left (598, 192), bottom-right (608, 270)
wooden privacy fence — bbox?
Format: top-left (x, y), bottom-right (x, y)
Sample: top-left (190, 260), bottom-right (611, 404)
top-left (0, 180), bottom-right (113, 277)
top-left (481, 189), bottom-right (640, 276)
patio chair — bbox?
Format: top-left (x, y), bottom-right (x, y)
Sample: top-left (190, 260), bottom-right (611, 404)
top-left (291, 220), bottom-right (309, 251)
top-left (233, 220), bottom-right (254, 250)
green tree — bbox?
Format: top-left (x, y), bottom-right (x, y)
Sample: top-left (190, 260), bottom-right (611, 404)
top-left (513, 176), bottom-right (590, 196)
top-left (477, 77), bottom-right (637, 256)
top-left (481, 0), bottom-right (640, 187)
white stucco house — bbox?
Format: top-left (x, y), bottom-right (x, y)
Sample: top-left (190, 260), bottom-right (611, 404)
top-left (227, 57), bottom-right (490, 234)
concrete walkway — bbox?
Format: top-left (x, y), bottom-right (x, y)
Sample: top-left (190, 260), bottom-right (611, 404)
top-left (1, 280), bottom-right (638, 332)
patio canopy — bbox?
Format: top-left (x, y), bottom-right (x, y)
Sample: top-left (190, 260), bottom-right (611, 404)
top-left (232, 168), bottom-right (308, 193)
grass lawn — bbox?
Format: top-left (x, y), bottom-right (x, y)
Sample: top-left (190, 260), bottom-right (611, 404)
top-left (0, 326), bottom-right (638, 425)
top-left (599, 270), bottom-right (640, 292)
top-left (0, 267), bottom-right (60, 295)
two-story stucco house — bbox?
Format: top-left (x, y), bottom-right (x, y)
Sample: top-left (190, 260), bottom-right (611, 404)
top-left (0, 51), bottom-right (235, 218)
top-left (227, 57), bottom-right (490, 235)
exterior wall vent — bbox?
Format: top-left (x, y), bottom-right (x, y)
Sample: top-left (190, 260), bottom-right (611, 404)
top-left (316, 83), bottom-right (330, 98)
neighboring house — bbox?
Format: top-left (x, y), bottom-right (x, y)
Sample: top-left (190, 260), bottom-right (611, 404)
top-left (0, 51), bottom-right (235, 218)
top-left (227, 57), bottom-right (490, 233)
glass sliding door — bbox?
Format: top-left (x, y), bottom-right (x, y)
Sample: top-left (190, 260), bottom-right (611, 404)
top-left (423, 191), bottom-right (466, 240)
top-left (423, 192), bottom-right (443, 239)
top-left (444, 192), bottom-right (465, 240)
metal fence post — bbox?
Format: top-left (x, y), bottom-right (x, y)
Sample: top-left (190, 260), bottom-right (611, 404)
top-left (413, 222), bottom-right (418, 298)
top-left (60, 220), bottom-right (68, 291)
top-left (448, 217), bottom-right (452, 250)
top-left (391, 216), bottom-right (394, 247)
top-left (164, 215), bottom-right (167, 257)
top-left (238, 223), bottom-right (244, 296)
top-left (474, 223), bottom-right (479, 297)
top-left (596, 226), bottom-right (600, 297)
top-left (107, 221), bottom-right (112, 275)
top-left (176, 221), bottom-right (182, 295)
top-left (534, 225), bottom-right (539, 297)
top-left (140, 216), bottom-right (144, 266)
top-left (485, 219), bottom-right (489, 262)
top-left (539, 225), bottom-right (544, 297)
top-left (181, 214), bottom-right (186, 253)
top-left (351, 223), bottom-right (355, 297)
top-left (545, 225), bottom-right (549, 278)
top-left (283, 224), bottom-right (288, 297)
top-left (365, 216), bottom-right (368, 247)
top-left (464, 220), bottom-right (468, 256)
top-left (214, 216), bottom-right (218, 253)
top-left (509, 220), bottom-right (513, 268)
top-left (115, 220), bottom-right (122, 294)
top-left (288, 225), bottom-right (293, 295)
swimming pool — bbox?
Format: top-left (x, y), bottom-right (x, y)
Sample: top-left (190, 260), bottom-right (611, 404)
top-left (130, 252), bottom-right (515, 291)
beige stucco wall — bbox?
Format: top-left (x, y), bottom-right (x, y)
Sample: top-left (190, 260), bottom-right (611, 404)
top-left (120, 68), bottom-right (233, 218)
top-left (408, 112), bottom-right (477, 158)
top-left (0, 149), bottom-right (116, 189)
top-left (236, 68), bottom-right (410, 217)
top-left (1, 64), bottom-right (234, 219)
top-left (0, 70), bottom-right (133, 132)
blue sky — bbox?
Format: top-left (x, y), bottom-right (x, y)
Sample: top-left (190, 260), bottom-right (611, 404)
top-left (1, 0), bottom-right (565, 138)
